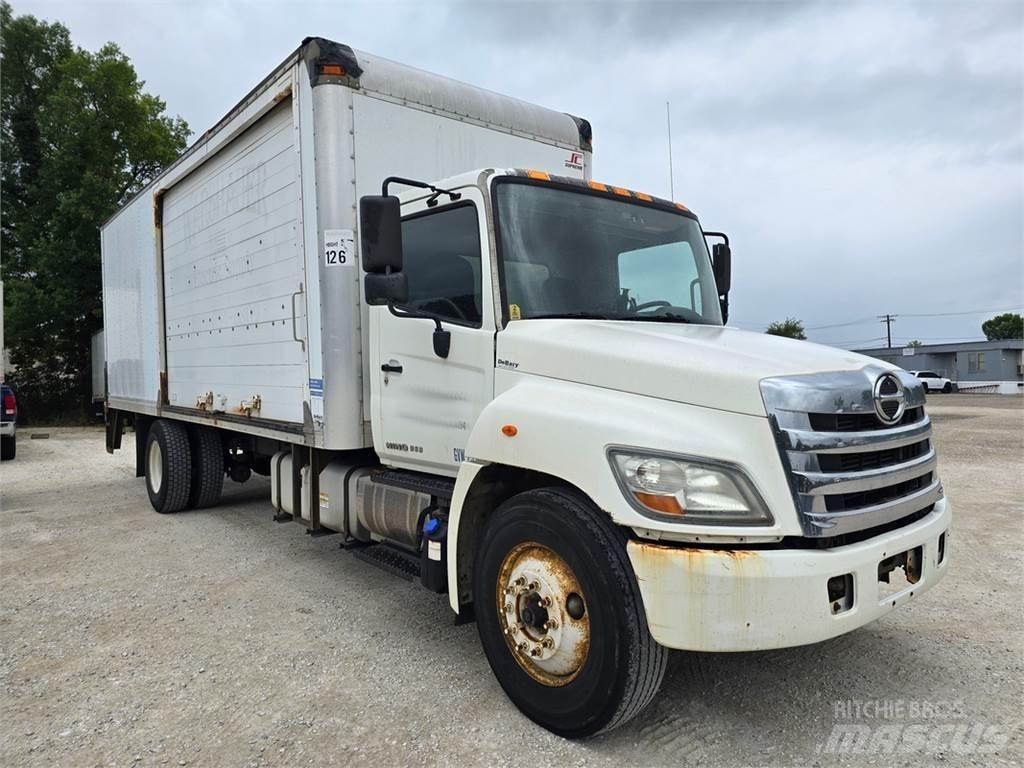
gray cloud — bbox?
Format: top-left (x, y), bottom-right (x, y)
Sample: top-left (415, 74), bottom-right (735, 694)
top-left (15, 0), bottom-right (1024, 347)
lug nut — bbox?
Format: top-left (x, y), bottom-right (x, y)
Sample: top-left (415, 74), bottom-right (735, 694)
top-left (544, 619), bottom-right (558, 630)
top-left (539, 596), bottom-right (552, 608)
top-left (541, 637), bottom-right (554, 649)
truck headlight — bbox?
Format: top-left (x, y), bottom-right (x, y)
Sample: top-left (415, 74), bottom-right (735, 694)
top-left (608, 449), bottom-right (773, 525)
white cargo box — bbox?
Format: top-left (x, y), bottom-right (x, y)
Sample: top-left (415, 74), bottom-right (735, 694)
top-left (101, 37), bottom-right (591, 449)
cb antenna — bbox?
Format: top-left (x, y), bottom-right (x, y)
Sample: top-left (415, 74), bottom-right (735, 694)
top-left (666, 101), bottom-right (675, 200)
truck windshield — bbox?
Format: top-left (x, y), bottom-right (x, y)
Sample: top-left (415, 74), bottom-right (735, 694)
top-left (494, 181), bottom-right (723, 325)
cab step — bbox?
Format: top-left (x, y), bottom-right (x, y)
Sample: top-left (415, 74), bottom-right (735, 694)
top-left (371, 468), bottom-right (455, 500)
top-left (353, 542), bottom-right (421, 581)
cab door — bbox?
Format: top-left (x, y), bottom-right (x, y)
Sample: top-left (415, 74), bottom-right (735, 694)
top-left (370, 188), bottom-right (495, 475)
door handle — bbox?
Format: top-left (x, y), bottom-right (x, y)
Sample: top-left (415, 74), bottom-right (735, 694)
top-left (291, 283), bottom-right (306, 351)
top-left (381, 362), bottom-right (404, 374)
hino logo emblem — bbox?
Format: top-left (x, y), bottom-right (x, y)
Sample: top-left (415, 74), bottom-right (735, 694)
top-left (873, 373), bottom-right (906, 425)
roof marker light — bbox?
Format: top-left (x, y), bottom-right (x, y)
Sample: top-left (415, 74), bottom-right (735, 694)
top-left (526, 170), bottom-right (550, 180)
top-left (635, 192), bottom-right (653, 202)
top-left (611, 186), bottom-right (631, 197)
top-left (588, 181), bottom-right (608, 191)
top-left (321, 64), bottom-right (345, 76)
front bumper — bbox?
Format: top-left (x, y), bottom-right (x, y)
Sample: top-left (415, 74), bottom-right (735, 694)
top-left (627, 498), bottom-right (951, 652)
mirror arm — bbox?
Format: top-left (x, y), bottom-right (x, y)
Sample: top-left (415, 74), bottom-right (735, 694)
top-left (382, 175), bottom-right (462, 203)
top-left (385, 303), bottom-right (451, 359)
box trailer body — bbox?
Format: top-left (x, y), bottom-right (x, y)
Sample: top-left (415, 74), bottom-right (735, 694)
top-left (101, 38), bottom-right (951, 738)
top-left (102, 39), bottom-right (590, 450)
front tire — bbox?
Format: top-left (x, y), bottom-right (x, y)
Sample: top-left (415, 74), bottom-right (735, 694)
top-left (942, 382), bottom-right (952, 393)
top-left (474, 487), bottom-right (668, 737)
top-left (145, 420), bottom-right (192, 514)
top-left (921, 382), bottom-right (929, 393)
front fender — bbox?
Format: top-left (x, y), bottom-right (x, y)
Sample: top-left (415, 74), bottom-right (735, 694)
top-left (446, 372), bottom-right (798, 611)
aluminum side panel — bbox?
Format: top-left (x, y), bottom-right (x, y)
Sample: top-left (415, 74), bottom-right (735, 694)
top-left (161, 99), bottom-right (307, 423)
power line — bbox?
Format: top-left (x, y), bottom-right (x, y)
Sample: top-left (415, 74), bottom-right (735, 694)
top-left (899, 305), bottom-right (1024, 318)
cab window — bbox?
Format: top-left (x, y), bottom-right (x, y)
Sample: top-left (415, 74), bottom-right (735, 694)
top-left (400, 204), bottom-right (482, 325)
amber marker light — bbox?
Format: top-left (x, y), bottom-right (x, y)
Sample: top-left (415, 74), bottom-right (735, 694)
top-left (633, 492), bottom-right (685, 516)
top-left (321, 64), bottom-right (345, 76)
top-left (525, 170), bottom-right (550, 180)
top-left (501, 424), bottom-right (519, 437)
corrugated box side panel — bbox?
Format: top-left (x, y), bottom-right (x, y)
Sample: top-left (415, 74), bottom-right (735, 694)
top-left (161, 99), bottom-right (308, 423)
top-left (101, 194), bottom-right (162, 405)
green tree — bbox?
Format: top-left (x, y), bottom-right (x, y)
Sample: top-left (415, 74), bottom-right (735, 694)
top-left (907, 339), bottom-right (924, 349)
top-left (981, 313), bottom-right (1023, 341)
top-left (765, 318), bottom-right (807, 340)
top-left (1, 3), bottom-right (189, 421)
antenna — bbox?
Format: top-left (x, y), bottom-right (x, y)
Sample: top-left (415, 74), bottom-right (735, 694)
top-left (666, 101), bottom-right (675, 200)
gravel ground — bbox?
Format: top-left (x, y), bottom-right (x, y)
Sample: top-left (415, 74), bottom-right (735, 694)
top-left (1, 394), bottom-right (1022, 767)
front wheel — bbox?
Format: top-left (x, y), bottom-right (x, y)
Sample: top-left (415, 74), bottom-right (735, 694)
top-left (942, 382), bottom-right (952, 393)
top-left (473, 488), bottom-right (668, 737)
top-left (921, 382), bottom-right (929, 393)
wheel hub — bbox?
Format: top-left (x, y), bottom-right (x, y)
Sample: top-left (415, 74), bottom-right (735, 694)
top-left (147, 439), bottom-right (163, 494)
top-left (497, 542), bottom-right (589, 686)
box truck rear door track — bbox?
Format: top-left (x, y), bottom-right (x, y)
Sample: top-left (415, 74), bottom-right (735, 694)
top-left (161, 98), bottom-right (308, 425)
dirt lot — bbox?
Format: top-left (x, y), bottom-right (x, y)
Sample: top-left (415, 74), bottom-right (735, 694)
top-left (2, 394), bottom-right (1022, 767)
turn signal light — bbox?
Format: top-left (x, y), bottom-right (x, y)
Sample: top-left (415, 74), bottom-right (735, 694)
top-left (633, 492), bottom-right (684, 515)
top-left (321, 64), bottom-right (345, 76)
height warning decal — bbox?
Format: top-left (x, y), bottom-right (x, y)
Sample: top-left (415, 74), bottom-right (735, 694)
top-left (323, 229), bottom-right (355, 267)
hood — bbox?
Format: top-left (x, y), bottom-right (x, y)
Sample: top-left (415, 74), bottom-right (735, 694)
top-left (496, 320), bottom-right (888, 417)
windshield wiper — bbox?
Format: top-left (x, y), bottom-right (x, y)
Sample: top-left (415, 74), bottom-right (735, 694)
top-left (616, 313), bottom-right (694, 324)
top-left (527, 312), bottom-right (617, 320)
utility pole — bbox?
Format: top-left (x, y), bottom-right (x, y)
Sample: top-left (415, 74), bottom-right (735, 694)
top-left (878, 314), bottom-right (898, 349)
top-left (666, 101), bottom-right (675, 200)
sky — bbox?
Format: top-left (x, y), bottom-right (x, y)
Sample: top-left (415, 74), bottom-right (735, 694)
top-left (18, 0), bottom-right (1024, 348)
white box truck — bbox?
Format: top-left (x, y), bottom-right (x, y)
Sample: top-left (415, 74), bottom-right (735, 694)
top-left (101, 38), bottom-right (951, 736)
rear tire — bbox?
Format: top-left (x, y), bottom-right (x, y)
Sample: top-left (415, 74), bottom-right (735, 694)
top-left (1, 435), bottom-right (15, 461)
top-left (145, 420), bottom-right (192, 514)
top-left (921, 382), bottom-right (929, 393)
top-left (188, 425), bottom-right (224, 509)
top-left (473, 487), bottom-right (668, 737)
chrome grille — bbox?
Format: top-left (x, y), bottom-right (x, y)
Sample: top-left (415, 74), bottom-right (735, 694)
top-left (761, 367), bottom-right (942, 538)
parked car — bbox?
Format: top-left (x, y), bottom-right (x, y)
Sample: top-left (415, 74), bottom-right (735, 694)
top-left (910, 370), bottom-right (953, 393)
top-left (1, 383), bottom-right (16, 460)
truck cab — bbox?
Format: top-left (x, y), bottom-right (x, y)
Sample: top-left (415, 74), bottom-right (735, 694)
top-left (353, 166), bottom-right (950, 733)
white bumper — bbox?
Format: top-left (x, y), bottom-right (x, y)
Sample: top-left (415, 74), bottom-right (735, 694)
top-left (627, 498), bottom-right (951, 652)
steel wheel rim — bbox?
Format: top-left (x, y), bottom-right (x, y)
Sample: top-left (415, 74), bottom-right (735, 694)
top-left (148, 439), bottom-right (163, 494)
top-left (496, 541), bottom-right (589, 687)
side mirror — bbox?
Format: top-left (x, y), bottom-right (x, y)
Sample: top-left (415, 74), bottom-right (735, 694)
top-left (712, 242), bottom-right (732, 295)
top-left (359, 195), bottom-right (403, 273)
top-left (364, 272), bottom-right (408, 306)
